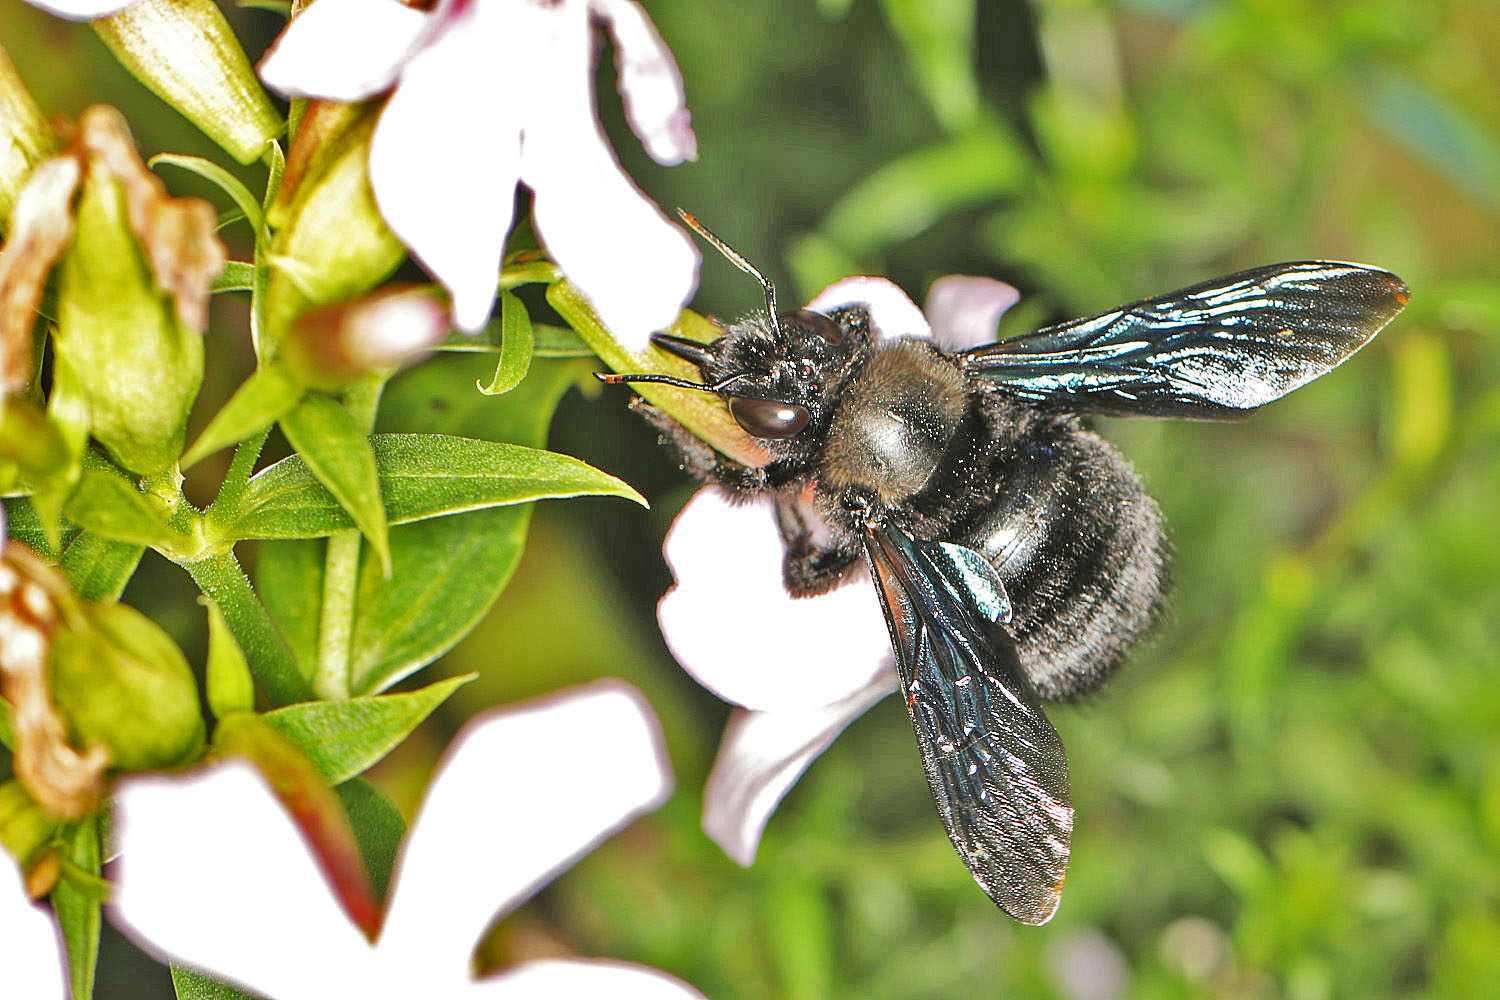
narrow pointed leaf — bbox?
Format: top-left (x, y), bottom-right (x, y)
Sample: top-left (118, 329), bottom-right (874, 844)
top-left (334, 778), bottom-right (405, 905)
top-left (206, 601), bottom-right (256, 718)
top-left (211, 261), bottom-right (256, 295)
top-left (52, 816), bottom-right (102, 1000)
top-left (260, 674), bottom-right (472, 785)
top-left (150, 154), bottom-right (267, 244)
top-left (63, 469), bottom-right (189, 548)
top-left (476, 290), bottom-right (535, 395)
top-left (184, 364), bottom-right (303, 469)
top-left (278, 394), bottom-right (390, 573)
top-left (171, 967), bottom-right (259, 1000)
top-left (227, 434), bottom-right (644, 541)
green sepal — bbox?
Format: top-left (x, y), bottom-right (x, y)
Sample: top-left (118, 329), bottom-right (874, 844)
top-left (261, 673), bottom-right (472, 785)
top-left (55, 170), bottom-right (203, 476)
top-left (334, 778), bottom-right (405, 906)
top-left (205, 600), bottom-right (255, 718)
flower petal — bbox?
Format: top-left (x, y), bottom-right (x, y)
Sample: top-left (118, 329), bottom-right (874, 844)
top-left (258, 0), bottom-right (428, 102)
top-left (590, 0), bottom-right (697, 165)
top-left (658, 489), bottom-right (892, 712)
top-left (703, 671), bottom-right (894, 866)
top-left (0, 852), bottom-right (67, 998)
top-left (520, 1), bottom-right (698, 351)
top-left (368, 0), bottom-right (522, 332)
top-left (483, 958), bottom-right (705, 999)
top-left (807, 276), bottom-right (931, 342)
top-left (923, 275), bottom-right (1020, 351)
top-left (23, 0), bottom-right (136, 20)
top-left (110, 763), bottom-right (374, 1000)
top-left (378, 680), bottom-right (672, 971)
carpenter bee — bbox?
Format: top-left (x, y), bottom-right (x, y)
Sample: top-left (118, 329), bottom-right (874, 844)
top-left (601, 212), bottom-right (1409, 924)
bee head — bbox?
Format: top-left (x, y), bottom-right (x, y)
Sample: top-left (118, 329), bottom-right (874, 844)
top-left (649, 306), bottom-right (869, 445)
top-left (598, 209), bottom-right (871, 457)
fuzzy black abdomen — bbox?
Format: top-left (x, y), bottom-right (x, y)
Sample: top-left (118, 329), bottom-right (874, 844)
top-left (958, 412), bottom-right (1169, 700)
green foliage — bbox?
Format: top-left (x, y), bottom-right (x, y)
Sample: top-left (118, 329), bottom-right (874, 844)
top-left (260, 674), bottom-right (471, 784)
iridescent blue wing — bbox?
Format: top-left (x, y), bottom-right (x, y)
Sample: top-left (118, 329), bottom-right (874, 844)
top-left (959, 262), bottom-right (1409, 418)
top-left (863, 523), bottom-right (1071, 925)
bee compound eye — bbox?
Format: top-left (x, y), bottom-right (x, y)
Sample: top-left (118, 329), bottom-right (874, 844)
top-left (784, 308), bottom-right (843, 345)
top-left (728, 397), bottom-right (811, 439)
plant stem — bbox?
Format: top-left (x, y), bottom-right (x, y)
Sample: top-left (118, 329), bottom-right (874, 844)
top-left (185, 551), bottom-right (310, 706)
top-left (312, 379), bottom-right (384, 700)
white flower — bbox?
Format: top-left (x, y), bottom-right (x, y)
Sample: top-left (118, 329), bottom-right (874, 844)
top-left (258, 0), bottom-right (700, 346)
top-left (19, 0), bottom-right (136, 20)
top-left (657, 274), bottom-right (1020, 866)
top-left (109, 679), bottom-right (705, 1000)
top-left (0, 853), bottom-right (67, 999)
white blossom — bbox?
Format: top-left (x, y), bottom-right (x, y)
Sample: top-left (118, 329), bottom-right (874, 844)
top-left (110, 679), bottom-right (704, 1000)
top-left (259, 0), bottom-right (699, 346)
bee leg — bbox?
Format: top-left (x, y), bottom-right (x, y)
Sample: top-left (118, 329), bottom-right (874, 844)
top-left (629, 399), bottom-right (801, 493)
top-left (781, 537), bottom-right (862, 597)
top-left (773, 495), bottom-right (862, 597)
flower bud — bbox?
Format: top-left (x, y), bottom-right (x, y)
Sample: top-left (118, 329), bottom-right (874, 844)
top-left (281, 285), bottom-right (451, 390)
top-left (93, 0), bottom-right (282, 164)
top-left (262, 112), bottom-right (405, 343)
top-left (0, 44), bottom-right (56, 234)
top-left (53, 106), bottom-right (216, 475)
top-left (49, 600), bottom-right (206, 774)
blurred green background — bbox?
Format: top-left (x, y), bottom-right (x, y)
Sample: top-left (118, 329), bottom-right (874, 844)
top-left (5, 0), bottom-right (1500, 997)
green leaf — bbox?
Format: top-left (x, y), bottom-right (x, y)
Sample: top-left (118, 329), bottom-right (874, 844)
top-left (260, 674), bottom-right (471, 785)
top-left (149, 153), bottom-right (267, 244)
top-left (206, 600), bottom-right (255, 718)
top-left (346, 357), bottom-right (583, 694)
top-left (335, 778), bottom-right (405, 905)
top-left (3, 496), bottom-right (78, 560)
top-left (52, 817), bottom-right (102, 1000)
top-left (212, 260), bottom-right (256, 294)
top-left (227, 433), bottom-right (645, 541)
top-left (253, 539), bottom-right (324, 672)
top-left (171, 968), bottom-right (258, 1000)
top-left (59, 531), bottom-right (144, 601)
top-left (184, 364), bottom-right (304, 470)
top-left (278, 394), bottom-right (390, 573)
top-left (476, 290), bottom-right (535, 395)
top-left (63, 467), bottom-right (188, 548)
top-left (348, 508), bottom-right (529, 694)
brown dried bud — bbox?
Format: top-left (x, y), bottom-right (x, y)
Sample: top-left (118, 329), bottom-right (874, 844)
top-left (0, 544), bottom-right (108, 820)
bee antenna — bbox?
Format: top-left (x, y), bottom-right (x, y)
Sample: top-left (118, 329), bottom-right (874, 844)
top-left (677, 209), bottom-right (782, 337)
top-left (595, 371), bottom-right (750, 394)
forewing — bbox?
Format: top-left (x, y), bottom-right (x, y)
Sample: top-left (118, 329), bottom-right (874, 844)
top-left (863, 524), bottom-right (1072, 924)
top-left (960, 261), bottom-right (1409, 418)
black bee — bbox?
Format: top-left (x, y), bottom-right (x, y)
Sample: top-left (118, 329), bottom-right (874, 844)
top-left (602, 212), bottom-right (1409, 924)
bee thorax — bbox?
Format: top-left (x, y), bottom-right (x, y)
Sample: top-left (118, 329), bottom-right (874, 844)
top-left (821, 341), bottom-right (968, 508)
